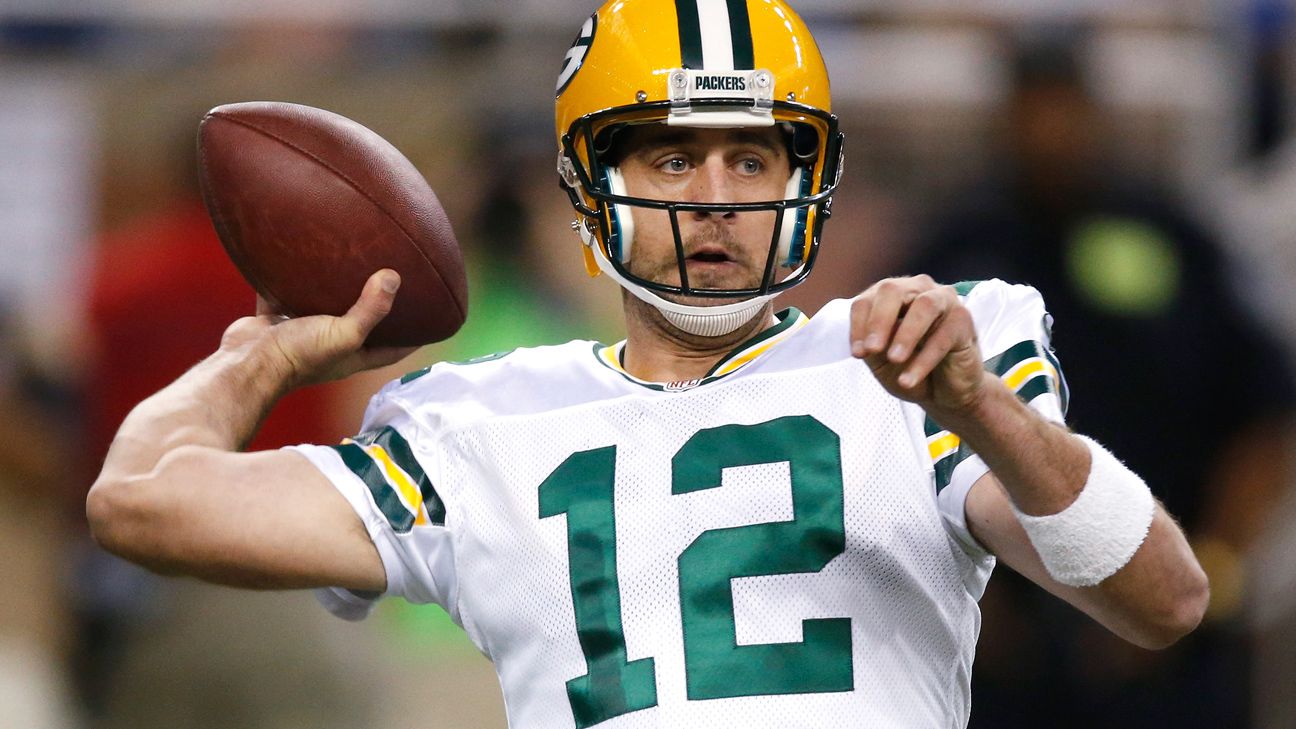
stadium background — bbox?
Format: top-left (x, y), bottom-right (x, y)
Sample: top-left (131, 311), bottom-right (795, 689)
top-left (3, 0), bottom-right (1296, 727)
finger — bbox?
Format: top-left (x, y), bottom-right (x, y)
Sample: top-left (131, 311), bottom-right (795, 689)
top-left (886, 287), bottom-right (955, 364)
top-left (896, 319), bottom-right (956, 389)
top-left (855, 281), bottom-right (906, 356)
top-left (856, 277), bottom-right (931, 357)
top-left (849, 296), bottom-right (874, 358)
top-left (899, 305), bottom-right (974, 388)
top-left (341, 269), bottom-right (401, 342)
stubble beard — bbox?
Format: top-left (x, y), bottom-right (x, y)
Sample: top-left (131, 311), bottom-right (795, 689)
top-left (625, 222), bottom-right (765, 308)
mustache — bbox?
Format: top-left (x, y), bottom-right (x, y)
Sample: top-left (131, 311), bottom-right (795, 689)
top-left (681, 225), bottom-right (750, 262)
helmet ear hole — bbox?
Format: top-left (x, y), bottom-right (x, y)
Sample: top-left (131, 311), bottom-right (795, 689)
top-left (594, 126), bottom-right (625, 163)
top-left (789, 123), bottom-right (820, 165)
top-left (601, 166), bottom-right (636, 263)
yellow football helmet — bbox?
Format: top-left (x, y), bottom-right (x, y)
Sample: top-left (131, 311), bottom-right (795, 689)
top-left (555, 0), bottom-right (844, 335)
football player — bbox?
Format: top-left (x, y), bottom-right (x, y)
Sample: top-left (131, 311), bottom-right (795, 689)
top-left (87, 1), bottom-right (1208, 726)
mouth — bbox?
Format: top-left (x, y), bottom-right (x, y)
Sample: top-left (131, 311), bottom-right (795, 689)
top-left (685, 246), bottom-right (735, 265)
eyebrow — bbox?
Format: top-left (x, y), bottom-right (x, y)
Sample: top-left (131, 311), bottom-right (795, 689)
top-left (627, 128), bottom-right (784, 157)
top-left (727, 130), bottom-right (783, 155)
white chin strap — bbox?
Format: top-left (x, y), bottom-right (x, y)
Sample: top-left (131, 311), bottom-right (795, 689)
top-left (579, 222), bottom-right (775, 337)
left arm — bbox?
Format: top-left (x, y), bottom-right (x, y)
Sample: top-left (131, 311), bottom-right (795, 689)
top-left (850, 276), bottom-right (1209, 649)
top-left (954, 382), bottom-right (1206, 649)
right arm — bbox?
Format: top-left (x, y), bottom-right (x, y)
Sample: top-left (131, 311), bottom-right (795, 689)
top-left (86, 270), bottom-right (415, 591)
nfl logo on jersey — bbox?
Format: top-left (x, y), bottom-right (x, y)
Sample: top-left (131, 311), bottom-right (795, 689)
top-left (664, 378), bottom-right (703, 392)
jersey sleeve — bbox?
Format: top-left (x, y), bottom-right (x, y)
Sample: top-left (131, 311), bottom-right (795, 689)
top-left (286, 379), bottom-right (457, 622)
top-left (930, 279), bottom-right (1069, 557)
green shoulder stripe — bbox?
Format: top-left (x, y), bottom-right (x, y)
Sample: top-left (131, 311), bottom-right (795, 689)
top-left (400, 349), bottom-right (517, 384)
top-left (984, 340), bottom-right (1040, 377)
top-left (1041, 345), bottom-right (1070, 415)
top-left (332, 442), bottom-right (417, 533)
top-left (927, 338), bottom-right (1067, 493)
top-left (933, 445), bottom-right (974, 494)
top-left (984, 339), bottom-right (1066, 411)
top-left (332, 426), bottom-right (446, 531)
top-left (354, 426), bottom-right (447, 525)
top-left (952, 280), bottom-right (984, 297)
top-left (925, 412), bottom-right (977, 494)
top-left (400, 367), bottom-right (431, 384)
top-left (1016, 377), bottom-right (1053, 407)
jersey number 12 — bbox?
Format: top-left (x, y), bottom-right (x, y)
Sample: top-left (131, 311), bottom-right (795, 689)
top-left (539, 415), bottom-right (853, 728)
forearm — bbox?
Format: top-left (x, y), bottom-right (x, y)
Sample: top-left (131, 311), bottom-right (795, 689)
top-left (85, 273), bottom-right (404, 591)
top-left (98, 338), bottom-right (290, 484)
top-left (967, 477), bottom-right (1206, 648)
top-left (86, 349), bottom-right (386, 590)
top-left (930, 372), bottom-right (1088, 515)
top-left (946, 373), bottom-right (1208, 646)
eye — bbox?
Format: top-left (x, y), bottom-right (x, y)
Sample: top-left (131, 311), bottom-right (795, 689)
top-left (737, 157), bottom-right (764, 175)
top-left (661, 157), bottom-right (690, 174)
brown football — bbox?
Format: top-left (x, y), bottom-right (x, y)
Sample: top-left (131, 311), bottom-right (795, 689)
top-left (196, 101), bottom-right (467, 347)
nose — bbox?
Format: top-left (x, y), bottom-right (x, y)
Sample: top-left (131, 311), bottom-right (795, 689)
top-left (688, 157), bottom-right (736, 221)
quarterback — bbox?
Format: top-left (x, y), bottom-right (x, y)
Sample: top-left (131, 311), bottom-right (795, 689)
top-left (87, 1), bottom-right (1208, 727)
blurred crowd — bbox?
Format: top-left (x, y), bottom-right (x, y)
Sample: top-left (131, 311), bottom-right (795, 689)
top-left (3, 1), bottom-right (1296, 728)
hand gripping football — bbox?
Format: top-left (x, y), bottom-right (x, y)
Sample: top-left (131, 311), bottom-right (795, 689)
top-left (197, 101), bottom-right (467, 347)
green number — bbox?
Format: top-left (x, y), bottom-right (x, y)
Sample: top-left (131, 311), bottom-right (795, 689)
top-left (540, 417), bottom-right (852, 725)
top-left (539, 446), bottom-right (658, 729)
top-left (673, 416), bottom-right (852, 699)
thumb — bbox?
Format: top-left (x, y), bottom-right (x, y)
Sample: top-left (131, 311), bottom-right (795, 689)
top-left (342, 269), bottom-right (401, 341)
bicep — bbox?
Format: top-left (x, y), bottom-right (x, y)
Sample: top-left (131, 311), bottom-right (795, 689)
top-left (91, 446), bottom-right (385, 592)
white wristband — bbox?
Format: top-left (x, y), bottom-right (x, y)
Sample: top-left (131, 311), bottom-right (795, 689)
top-left (1011, 435), bottom-right (1155, 587)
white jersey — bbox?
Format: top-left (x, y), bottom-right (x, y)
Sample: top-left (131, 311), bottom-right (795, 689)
top-left (290, 279), bottom-right (1066, 729)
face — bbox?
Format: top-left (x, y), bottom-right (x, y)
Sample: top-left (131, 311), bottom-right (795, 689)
top-left (613, 125), bottom-right (792, 303)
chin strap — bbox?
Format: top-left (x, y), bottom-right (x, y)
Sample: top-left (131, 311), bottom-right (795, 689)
top-left (659, 299), bottom-right (771, 338)
top-left (578, 221), bottom-right (774, 337)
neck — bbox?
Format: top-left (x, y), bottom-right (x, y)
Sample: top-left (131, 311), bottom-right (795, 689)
top-left (619, 292), bottom-right (778, 382)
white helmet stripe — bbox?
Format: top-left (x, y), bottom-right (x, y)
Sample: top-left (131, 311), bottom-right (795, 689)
top-left (675, 0), bottom-right (755, 71)
top-left (696, 0), bottom-right (736, 71)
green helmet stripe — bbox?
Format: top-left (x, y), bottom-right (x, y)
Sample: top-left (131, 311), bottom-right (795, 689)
top-left (726, 0), bottom-right (754, 70)
top-left (674, 0), bottom-right (705, 69)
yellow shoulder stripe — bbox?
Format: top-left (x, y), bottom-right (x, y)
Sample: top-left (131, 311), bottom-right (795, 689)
top-left (1002, 358), bottom-right (1058, 392)
top-left (353, 441), bottom-right (429, 527)
top-left (926, 359), bottom-right (1059, 462)
top-left (927, 431), bottom-right (961, 461)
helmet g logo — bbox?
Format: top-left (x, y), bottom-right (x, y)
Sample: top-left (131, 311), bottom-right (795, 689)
top-left (556, 14), bottom-right (597, 96)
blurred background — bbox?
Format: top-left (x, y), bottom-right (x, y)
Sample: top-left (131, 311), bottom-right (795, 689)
top-left (3, 0), bottom-right (1296, 727)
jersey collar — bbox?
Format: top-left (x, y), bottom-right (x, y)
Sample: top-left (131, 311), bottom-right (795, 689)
top-left (593, 308), bottom-right (808, 392)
